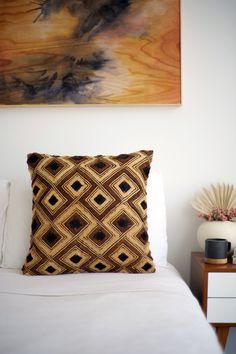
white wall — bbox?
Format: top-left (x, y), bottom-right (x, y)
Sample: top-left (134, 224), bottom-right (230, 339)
top-left (0, 0), bottom-right (236, 349)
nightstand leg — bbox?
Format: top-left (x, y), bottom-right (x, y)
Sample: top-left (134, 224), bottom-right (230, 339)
top-left (215, 326), bottom-right (229, 349)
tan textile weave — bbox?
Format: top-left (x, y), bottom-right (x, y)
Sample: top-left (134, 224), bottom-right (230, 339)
top-left (22, 150), bottom-right (155, 275)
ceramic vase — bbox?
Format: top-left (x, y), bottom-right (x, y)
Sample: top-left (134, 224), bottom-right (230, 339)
top-left (197, 221), bottom-right (236, 250)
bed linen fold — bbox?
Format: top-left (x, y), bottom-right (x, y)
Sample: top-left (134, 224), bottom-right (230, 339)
top-left (0, 264), bottom-right (186, 296)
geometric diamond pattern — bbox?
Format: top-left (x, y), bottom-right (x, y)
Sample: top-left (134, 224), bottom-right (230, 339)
top-left (119, 253), bottom-right (129, 261)
top-left (71, 181), bottom-right (82, 192)
top-left (89, 158), bottom-right (114, 175)
top-left (26, 253), bottom-right (33, 263)
top-left (44, 159), bottom-right (64, 176)
top-left (42, 229), bottom-right (62, 248)
top-left (142, 262), bottom-right (153, 271)
top-left (42, 189), bottom-right (66, 215)
top-left (119, 181), bottom-right (131, 193)
top-left (31, 215), bottom-right (42, 234)
top-left (110, 173), bottom-right (139, 200)
top-left (135, 258), bottom-right (155, 273)
top-left (22, 150), bottom-right (155, 275)
top-left (33, 185), bottom-right (40, 195)
top-left (85, 187), bottom-right (115, 215)
top-left (89, 258), bottom-right (113, 272)
top-left (24, 246), bottom-right (42, 270)
top-left (31, 179), bottom-right (47, 202)
top-left (59, 246), bottom-right (92, 271)
top-left (133, 194), bottom-right (149, 219)
top-left (37, 260), bottom-right (66, 275)
top-left (70, 255), bottom-right (82, 264)
top-left (141, 200), bottom-right (147, 210)
top-left (64, 212), bottom-right (88, 236)
top-left (136, 229), bottom-right (149, 245)
top-left (89, 227), bottom-right (111, 247)
top-left (109, 244), bottom-right (138, 267)
top-left (62, 173), bottom-right (91, 198)
top-left (113, 212), bottom-right (135, 233)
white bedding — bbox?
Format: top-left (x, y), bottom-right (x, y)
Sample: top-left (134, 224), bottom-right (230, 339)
top-left (0, 265), bottom-right (222, 354)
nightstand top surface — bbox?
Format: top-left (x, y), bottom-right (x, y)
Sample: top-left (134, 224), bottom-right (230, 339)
top-left (192, 252), bottom-right (236, 273)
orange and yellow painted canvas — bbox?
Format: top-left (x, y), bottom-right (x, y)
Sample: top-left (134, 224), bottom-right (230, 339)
top-left (0, 0), bottom-right (181, 105)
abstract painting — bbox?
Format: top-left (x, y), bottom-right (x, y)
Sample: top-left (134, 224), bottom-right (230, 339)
top-left (0, 0), bottom-right (181, 105)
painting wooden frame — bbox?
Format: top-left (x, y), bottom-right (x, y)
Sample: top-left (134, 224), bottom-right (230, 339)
top-left (0, 0), bottom-right (181, 106)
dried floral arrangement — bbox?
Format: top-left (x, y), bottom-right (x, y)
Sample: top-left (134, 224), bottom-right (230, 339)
top-left (192, 184), bottom-right (236, 222)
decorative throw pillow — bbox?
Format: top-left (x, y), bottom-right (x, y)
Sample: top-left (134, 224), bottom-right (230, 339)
top-left (22, 150), bottom-right (155, 275)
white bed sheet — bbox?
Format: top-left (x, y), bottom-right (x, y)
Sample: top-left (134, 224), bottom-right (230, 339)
top-left (0, 265), bottom-right (222, 354)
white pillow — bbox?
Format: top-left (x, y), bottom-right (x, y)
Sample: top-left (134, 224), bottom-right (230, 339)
top-left (2, 170), bottom-right (168, 268)
top-left (0, 181), bottom-right (10, 265)
top-left (147, 170), bottom-right (168, 266)
top-left (2, 181), bottom-right (32, 269)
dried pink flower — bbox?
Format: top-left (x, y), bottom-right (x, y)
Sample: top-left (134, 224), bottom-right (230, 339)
top-left (199, 208), bottom-right (236, 222)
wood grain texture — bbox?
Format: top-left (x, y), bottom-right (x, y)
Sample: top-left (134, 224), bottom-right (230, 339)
top-left (0, 0), bottom-right (181, 105)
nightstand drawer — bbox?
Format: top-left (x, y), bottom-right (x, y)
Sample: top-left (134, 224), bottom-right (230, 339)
top-left (191, 253), bottom-right (236, 349)
top-left (207, 298), bottom-right (236, 323)
top-left (208, 273), bottom-right (236, 297)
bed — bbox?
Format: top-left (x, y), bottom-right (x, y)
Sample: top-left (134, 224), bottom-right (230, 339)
top-left (0, 265), bottom-right (222, 354)
top-left (0, 154), bottom-right (223, 354)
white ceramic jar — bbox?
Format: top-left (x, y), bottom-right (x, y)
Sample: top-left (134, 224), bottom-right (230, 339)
top-left (197, 221), bottom-right (236, 250)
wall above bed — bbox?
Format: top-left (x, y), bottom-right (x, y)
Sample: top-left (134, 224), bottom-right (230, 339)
top-left (1, 0), bottom-right (236, 281)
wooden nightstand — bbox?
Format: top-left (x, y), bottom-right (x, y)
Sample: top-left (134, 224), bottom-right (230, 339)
top-left (190, 252), bottom-right (236, 349)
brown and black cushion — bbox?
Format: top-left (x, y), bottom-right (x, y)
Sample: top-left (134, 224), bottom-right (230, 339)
top-left (22, 150), bottom-right (155, 275)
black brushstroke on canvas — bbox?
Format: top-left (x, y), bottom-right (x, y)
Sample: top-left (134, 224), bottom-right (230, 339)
top-left (0, 0), bottom-right (131, 104)
top-left (33, 0), bottom-right (130, 33)
top-left (5, 54), bottom-right (109, 103)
